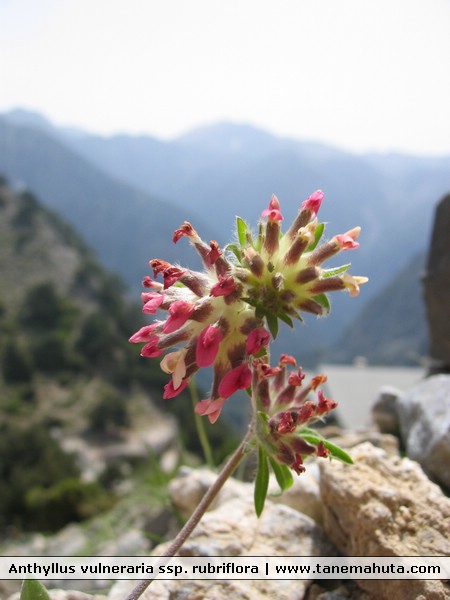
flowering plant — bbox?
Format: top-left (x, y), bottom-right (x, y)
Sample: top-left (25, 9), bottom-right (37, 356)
top-left (126, 190), bottom-right (367, 599)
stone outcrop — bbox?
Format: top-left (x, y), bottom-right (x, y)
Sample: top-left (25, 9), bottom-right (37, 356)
top-left (5, 432), bottom-right (450, 600)
top-left (110, 495), bottom-right (336, 600)
top-left (371, 385), bottom-right (402, 436)
top-left (423, 193), bottom-right (450, 373)
top-left (7, 591), bottom-right (106, 600)
top-left (396, 374), bottom-right (450, 490)
top-left (109, 434), bottom-right (450, 600)
top-left (319, 442), bottom-right (450, 600)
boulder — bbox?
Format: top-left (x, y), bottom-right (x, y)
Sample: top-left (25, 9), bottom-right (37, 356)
top-left (7, 591), bottom-right (106, 600)
top-left (319, 442), bottom-right (450, 600)
top-left (110, 474), bottom-right (336, 599)
top-left (423, 193), bottom-right (450, 373)
top-left (371, 385), bottom-right (401, 436)
top-left (396, 374), bottom-right (450, 490)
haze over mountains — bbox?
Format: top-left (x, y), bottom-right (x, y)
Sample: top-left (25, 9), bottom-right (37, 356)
top-left (1, 107), bottom-right (448, 364)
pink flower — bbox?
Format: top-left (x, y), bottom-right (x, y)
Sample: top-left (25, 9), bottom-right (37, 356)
top-left (246, 327), bottom-right (270, 356)
top-left (206, 240), bottom-right (222, 266)
top-left (317, 389), bottom-right (337, 415)
top-left (140, 338), bottom-right (162, 358)
top-left (342, 273), bottom-right (368, 297)
top-left (163, 300), bottom-right (195, 333)
top-left (163, 266), bottom-right (185, 289)
top-left (142, 292), bottom-right (164, 314)
top-left (277, 411), bottom-right (298, 434)
top-left (129, 324), bottom-right (159, 343)
top-left (160, 350), bottom-right (187, 389)
top-left (261, 194), bottom-right (283, 222)
top-left (210, 275), bottom-right (236, 297)
top-left (301, 189), bottom-right (324, 216)
top-left (218, 363), bottom-right (252, 399)
top-left (194, 398), bottom-right (225, 424)
top-left (280, 354), bottom-right (297, 367)
top-left (334, 234), bottom-right (360, 250)
top-left (163, 378), bottom-right (189, 399)
top-left (150, 259), bottom-right (185, 289)
top-left (292, 453), bottom-right (306, 475)
top-left (142, 276), bottom-right (163, 289)
top-left (288, 368), bottom-right (305, 386)
top-left (196, 325), bottom-right (223, 367)
top-left (172, 221), bottom-right (198, 243)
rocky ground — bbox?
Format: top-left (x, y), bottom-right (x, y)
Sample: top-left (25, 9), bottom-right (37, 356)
top-left (2, 374), bottom-right (450, 600)
top-left (3, 194), bottom-right (450, 600)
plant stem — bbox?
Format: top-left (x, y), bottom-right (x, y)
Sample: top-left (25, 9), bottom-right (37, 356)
top-left (124, 423), bottom-right (255, 600)
top-left (189, 379), bottom-right (215, 469)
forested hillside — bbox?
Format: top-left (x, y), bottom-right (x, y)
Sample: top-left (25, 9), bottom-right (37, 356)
top-left (0, 178), bottom-right (235, 534)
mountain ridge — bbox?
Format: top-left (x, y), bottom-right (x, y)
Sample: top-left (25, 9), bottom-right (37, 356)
top-left (1, 107), bottom-right (445, 364)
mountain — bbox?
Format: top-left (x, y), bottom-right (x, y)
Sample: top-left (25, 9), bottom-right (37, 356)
top-left (2, 108), bottom-right (448, 362)
top-left (327, 253), bottom-right (428, 365)
top-left (0, 115), bottom-right (214, 294)
top-left (53, 115), bottom-right (450, 300)
top-left (0, 179), bottom-right (235, 533)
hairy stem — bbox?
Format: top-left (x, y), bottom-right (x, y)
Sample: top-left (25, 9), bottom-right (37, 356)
top-left (125, 423), bottom-right (255, 600)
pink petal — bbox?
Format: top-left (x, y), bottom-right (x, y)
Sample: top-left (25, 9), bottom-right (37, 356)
top-left (194, 398), bottom-right (225, 424)
top-left (279, 354), bottom-right (297, 366)
top-left (245, 327), bottom-right (270, 355)
top-left (288, 368), bottom-right (305, 386)
top-left (163, 300), bottom-right (195, 333)
top-left (196, 325), bottom-right (223, 367)
top-left (140, 337), bottom-right (162, 358)
top-left (334, 234), bottom-right (360, 250)
top-left (218, 363), bottom-right (252, 399)
top-left (210, 275), bottom-right (236, 297)
top-left (129, 324), bottom-right (158, 343)
top-left (173, 221), bottom-right (198, 243)
top-left (301, 190), bottom-right (324, 216)
top-left (261, 194), bottom-right (283, 222)
top-left (163, 378), bottom-right (189, 399)
top-left (142, 293), bottom-right (164, 314)
top-left (206, 240), bottom-right (222, 266)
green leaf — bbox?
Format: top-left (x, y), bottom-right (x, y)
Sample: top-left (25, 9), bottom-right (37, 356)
top-left (224, 243), bottom-right (242, 261)
top-left (298, 428), bottom-right (353, 464)
top-left (255, 304), bottom-right (265, 319)
top-left (277, 311), bottom-right (294, 328)
top-left (269, 457), bottom-right (294, 493)
top-left (254, 445), bottom-right (270, 517)
top-left (236, 217), bottom-right (248, 247)
top-left (307, 222), bottom-right (324, 251)
top-left (20, 580), bottom-right (51, 600)
top-left (266, 312), bottom-right (279, 339)
top-left (313, 293), bottom-right (331, 313)
top-left (321, 264), bottom-right (351, 278)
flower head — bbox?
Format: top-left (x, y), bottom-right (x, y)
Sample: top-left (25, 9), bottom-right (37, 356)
top-left (130, 191), bottom-right (367, 425)
top-left (253, 354), bottom-right (338, 474)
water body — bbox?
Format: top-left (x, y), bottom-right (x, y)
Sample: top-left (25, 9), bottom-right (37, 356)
top-left (320, 363), bottom-right (424, 429)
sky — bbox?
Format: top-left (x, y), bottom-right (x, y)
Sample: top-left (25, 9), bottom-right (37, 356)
top-left (1, 0), bottom-right (450, 155)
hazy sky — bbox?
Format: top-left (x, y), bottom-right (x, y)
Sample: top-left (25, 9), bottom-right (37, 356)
top-left (1, 0), bottom-right (450, 155)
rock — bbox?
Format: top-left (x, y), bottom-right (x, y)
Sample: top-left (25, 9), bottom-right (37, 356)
top-left (269, 460), bottom-right (324, 525)
top-left (319, 442), bottom-right (450, 600)
top-left (7, 591), bottom-right (106, 600)
top-left (307, 582), bottom-right (372, 600)
top-left (396, 374), bottom-right (450, 490)
top-left (168, 467), bottom-right (252, 518)
top-left (371, 385), bottom-right (402, 436)
top-left (319, 427), bottom-right (400, 455)
top-left (109, 475), bottom-right (336, 600)
top-left (423, 193), bottom-right (450, 374)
